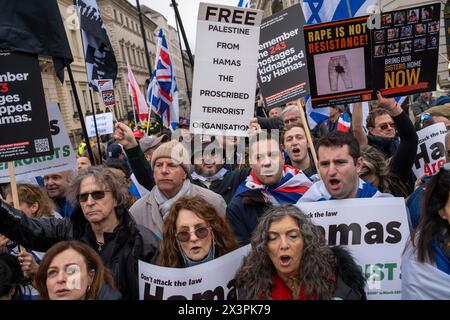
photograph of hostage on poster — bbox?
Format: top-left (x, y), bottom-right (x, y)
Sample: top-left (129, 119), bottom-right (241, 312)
top-left (257, 3), bottom-right (309, 108)
top-left (304, 16), bottom-right (372, 108)
top-left (371, 3), bottom-right (441, 98)
top-left (0, 51), bottom-right (54, 162)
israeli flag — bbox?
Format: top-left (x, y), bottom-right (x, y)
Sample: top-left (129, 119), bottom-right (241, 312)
top-left (237, 0), bottom-right (251, 8)
top-left (302, 0), bottom-right (378, 24)
top-left (305, 95), bottom-right (329, 129)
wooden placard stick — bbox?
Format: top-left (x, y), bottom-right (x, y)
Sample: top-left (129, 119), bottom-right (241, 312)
top-left (296, 98), bottom-right (321, 180)
top-left (7, 161), bottom-right (26, 253)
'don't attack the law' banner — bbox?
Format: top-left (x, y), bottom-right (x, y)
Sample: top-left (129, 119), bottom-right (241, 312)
top-left (413, 122), bottom-right (446, 178)
top-left (258, 3), bottom-right (309, 108)
top-left (189, 3), bottom-right (262, 137)
top-left (304, 16), bottom-right (372, 108)
top-left (0, 102), bottom-right (77, 183)
top-left (0, 51), bottom-right (53, 161)
top-left (297, 198), bottom-right (409, 300)
top-left (138, 245), bottom-right (250, 300)
top-left (372, 3), bottom-right (441, 97)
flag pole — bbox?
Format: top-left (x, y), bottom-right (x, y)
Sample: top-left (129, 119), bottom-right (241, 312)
top-left (172, 3), bottom-right (191, 105)
top-left (135, 0), bottom-right (153, 75)
top-left (7, 162), bottom-right (26, 253)
top-left (296, 98), bottom-right (320, 180)
top-left (67, 64), bottom-right (95, 165)
top-left (88, 88), bottom-right (104, 164)
top-left (170, 0), bottom-right (194, 67)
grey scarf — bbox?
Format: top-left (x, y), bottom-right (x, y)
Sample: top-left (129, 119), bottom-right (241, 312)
top-left (155, 179), bottom-right (191, 218)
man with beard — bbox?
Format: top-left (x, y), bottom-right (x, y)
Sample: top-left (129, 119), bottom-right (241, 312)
top-left (298, 131), bottom-right (391, 203)
top-left (227, 134), bottom-right (312, 245)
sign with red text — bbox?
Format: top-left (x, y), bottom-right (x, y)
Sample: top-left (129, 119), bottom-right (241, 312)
top-left (413, 122), bottom-right (446, 178)
top-left (0, 51), bottom-right (53, 161)
top-left (190, 3), bottom-right (262, 136)
top-left (258, 4), bottom-right (309, 108)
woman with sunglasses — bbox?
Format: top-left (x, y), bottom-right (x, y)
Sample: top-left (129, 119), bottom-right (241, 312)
top-left (157, 196), bottom-right (238, 267)
top-left (402, 165), bottom-right (450, 299)
top-left (0, 166), bottom-right (159, 300)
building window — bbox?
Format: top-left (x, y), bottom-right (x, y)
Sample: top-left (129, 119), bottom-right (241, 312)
top-left (126, 17), bottom-right (129, 28)
top-left (70, 90), bottom-right (78, 117)
top-left (70, 30), bottom-right (79, 56)
top-left (120, 13), bottom-right (123, 24)
top-left (82, 90), bottom-right (88, 110)
top-left (113, 9), bottom-right (117, 21)
top-left (127, 47), bottom-right (131, 64)
top-left (120, 43), bottom-right (125, 61)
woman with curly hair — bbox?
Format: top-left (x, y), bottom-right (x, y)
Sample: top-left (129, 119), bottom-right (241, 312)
top-left (157, 195), bottom-right (239, 267)
top-left (235, 205), bottom-right (366, 300)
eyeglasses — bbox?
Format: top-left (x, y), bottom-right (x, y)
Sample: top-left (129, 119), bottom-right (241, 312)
top-left (175, 226), bottom-right (210, 242)
top-left (77, 190), bottom-right (111, 203)
top-left (379, 122), bottom-right (396, 130)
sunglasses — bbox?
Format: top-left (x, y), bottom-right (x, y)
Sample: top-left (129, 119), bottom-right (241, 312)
top-left (379, 122), bottom-right (396, 130)
top-left (77, 190), bottom-right (111, 203)
top-left (175, 226), bottom-right (210, 242)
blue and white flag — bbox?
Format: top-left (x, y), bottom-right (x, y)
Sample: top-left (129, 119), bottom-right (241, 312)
top-left (147, 29), bottom-right (179, 131)
top-left (302, 0), bottom-right (378, 25)
top-left (77, 0), bottom-right (117, 91)
top-left (305, 95), bottom-right (329, 129)
top-left (237, 0), bottom-right (251, 8)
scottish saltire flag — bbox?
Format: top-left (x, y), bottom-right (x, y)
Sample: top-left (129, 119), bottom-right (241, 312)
top-left (128, 62), bottom-right (148, 124)
top-left (77, 0), bottom-right (117, 91)
top-left (302, 0), bottom-right (378, 24)
top-left (305, 95), bottom-right (329, 129)
top-left (237, 0), bottom-right (251, 8)
top-left (147, 29), bottom-right (179, 131)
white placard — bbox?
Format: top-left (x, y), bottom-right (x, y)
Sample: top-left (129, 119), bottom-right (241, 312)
top-left (85, 112), bottom-right (113, 138)
top-left (412, 122), bottom-right (447, 178)
top-left (189, 3), bottom-right (263, 136)
top-left (297, 198), bottom-right (410, 300)
top-left (0, 102), bottom-right (76, 183)
top-left (138, 245), bottom-right (250, 300)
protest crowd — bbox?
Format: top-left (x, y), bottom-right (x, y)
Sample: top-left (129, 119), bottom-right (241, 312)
top-left (2, 0), bottom-right (450, 302)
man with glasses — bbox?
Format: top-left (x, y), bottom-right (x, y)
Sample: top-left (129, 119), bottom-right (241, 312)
top-left (129, 140), bottom-right (226, 239)
top-left (0, 166), bottom-right (160, 300)
top-left (353, 92), bottom-right (418, 195)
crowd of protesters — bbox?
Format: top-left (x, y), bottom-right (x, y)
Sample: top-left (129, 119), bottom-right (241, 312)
top-left (1, 91), bottom-right (450, 300)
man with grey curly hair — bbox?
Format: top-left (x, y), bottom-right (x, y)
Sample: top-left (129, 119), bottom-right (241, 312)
top-left (0, 166), bottom-right (159, 300)
top-left (234, 204), bottom-right (366, 300)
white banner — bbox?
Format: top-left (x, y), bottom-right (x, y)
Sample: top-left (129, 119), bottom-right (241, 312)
top-left (412, 122), bottom-right (447, 178)
top-left (0, 102), bottom-right (76, 183)
top-left (85, 112), bottom-right (113, 138)
top-left (189, 3), bottom-right (262, 137)
top-left (138, 245), bottom-right (250, 300)
top-left (297, 198), bottom-right (410, 300)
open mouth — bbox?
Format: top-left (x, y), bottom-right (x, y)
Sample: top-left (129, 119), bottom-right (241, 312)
top-left (279, 255), bottom-right (291, 267)
top-left (328, 179), bottom-right (341, 190)
top-left (291, 147), bottom-right (301, 156)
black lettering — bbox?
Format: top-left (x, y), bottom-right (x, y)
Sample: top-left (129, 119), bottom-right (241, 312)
top-left (385, 221), bottom-right (402, 243)
top-left (218, 8), bottom-right (232, 22)
top-left (244, 11), bottom-right (257, 25)
top-left (414, 142), bottom-right (430, 169)
top-left (143, 283), bottom-right (163, 300)
top-left (192, 286), bottom-right (224, 300)
top-left (430, 142), bottom-right (445, 160)
top-left (205, 6), bottom-right (218, 21)
top-left (328, 223), bottom-right (361, 245)
top-left (49, 120), bottom-right (60, 135)
top-left (364, 222), bottom-right (384, 244)
top-left (226, 279), bottom-right (237, 300)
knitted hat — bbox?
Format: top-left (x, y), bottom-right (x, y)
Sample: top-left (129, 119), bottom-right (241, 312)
top-left (151, 140), bottom-right (191, 174)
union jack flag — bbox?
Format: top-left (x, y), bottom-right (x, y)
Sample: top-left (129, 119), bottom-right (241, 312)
top-left (147, 28), bottom-right (179, 131)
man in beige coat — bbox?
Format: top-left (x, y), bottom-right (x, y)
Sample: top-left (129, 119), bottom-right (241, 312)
top-left (129, 140), bottom-right (227, 239)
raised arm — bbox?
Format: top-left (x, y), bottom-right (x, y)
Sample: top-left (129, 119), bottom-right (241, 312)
top-left (351, 102), bottom-right (368, 146)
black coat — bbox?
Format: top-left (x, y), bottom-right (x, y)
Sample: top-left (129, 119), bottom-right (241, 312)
top-left (0, 200), bottom-right (160, 300)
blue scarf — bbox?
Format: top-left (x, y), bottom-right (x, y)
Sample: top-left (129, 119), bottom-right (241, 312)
top-left (181, 245), bottom-right (215, 267)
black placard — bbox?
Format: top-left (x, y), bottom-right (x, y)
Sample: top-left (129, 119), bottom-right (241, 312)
top-left (0, 51), bottom-right (53, 161)
top-left (257, 4), bottom-right (310, 108)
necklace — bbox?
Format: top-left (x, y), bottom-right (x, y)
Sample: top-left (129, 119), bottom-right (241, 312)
top-left (96, 240), bottom-right (104, 252)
